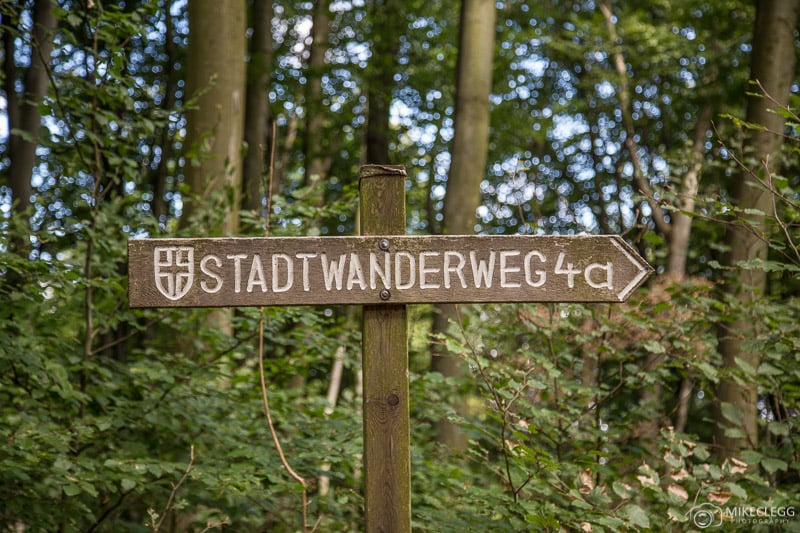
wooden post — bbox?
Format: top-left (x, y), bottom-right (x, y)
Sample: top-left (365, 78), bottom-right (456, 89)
top-left (359, 164), bottom-right (411, 533)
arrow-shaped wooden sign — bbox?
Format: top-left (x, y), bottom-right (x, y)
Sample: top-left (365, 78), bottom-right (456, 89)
top-left (128, 234), bottom-right (652, 308)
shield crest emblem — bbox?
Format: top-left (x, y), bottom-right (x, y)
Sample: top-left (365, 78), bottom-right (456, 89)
top-left (153, 246), bottom-right (194, 301)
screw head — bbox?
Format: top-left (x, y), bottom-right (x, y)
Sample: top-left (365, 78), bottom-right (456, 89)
top-left (378, 238), bottom-right (390, 251)
top-left (379, 289), bottom-right (391, 301)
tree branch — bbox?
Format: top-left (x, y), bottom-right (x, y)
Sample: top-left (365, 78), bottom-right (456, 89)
top-left (149, 445), bottom-right (195, 532)
top-left (257, 120), bottom-right (312, 531)
top-left (599, 0), bottom-right (672, 237)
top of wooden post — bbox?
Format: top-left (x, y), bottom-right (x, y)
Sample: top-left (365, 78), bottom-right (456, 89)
top-left (359, 165), bottom-right (407, 237)
top-left (358, 164), bottom-right (407, 183)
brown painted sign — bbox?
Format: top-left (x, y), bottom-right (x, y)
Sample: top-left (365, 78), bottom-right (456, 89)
top-left (128, 235), bottom-right (652, 308)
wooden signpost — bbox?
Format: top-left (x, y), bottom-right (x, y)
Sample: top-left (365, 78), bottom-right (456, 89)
top-left (129, 234), bottom-right (651, 308)
top-left (128, 164), bottom-right (653, 532)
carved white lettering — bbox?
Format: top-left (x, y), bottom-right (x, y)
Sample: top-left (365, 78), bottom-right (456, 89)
top-left (419, 251), bottom-right (441, 289)
top-left (585, 262), bottom-right (613, 289)
top-left (554, 252), bottom-right (580, 288)
top-left (524, 251), bottom-right (546, 287)
top-left (227, 254), bottom-right (247, 293)
top-left (470, 251), bottom-right (495, 288)
top-left (347, 253), bottom-right (367, 290)
top-left (443, 251), bottom-right (467, 289)
top-left (183, 248), bottom-right (619, 296)
top-left (247, 254), bottom-right (268, 293)
top-left (499, 250), bottom-right (521, 288)
top-left (321, 253), bottom-right (347, 291)
top-left (200, 254), bottom-right (223, 293)
top-left (395, 251), bottom-right (416, 290)
top-left (296, 253), bottom-right (317, 291)
top-left (369, 252), bottom-right (390, 289)
top-left (272, 254), bottom-right (293, 292)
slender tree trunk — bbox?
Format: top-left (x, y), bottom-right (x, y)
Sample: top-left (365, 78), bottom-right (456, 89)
top-left (667, 104), bottom-right (712, 278)
top-left (151, 7), bottom-right (176, 224)
top-left (183, 0), bottom-right (247, 337)
top-left (183, 0), bottom-right (247, 236)
top-left (274, 110), bottom-right (299, 198)
top-left (667, 104), bottom-right (712, 433)
top-left (365, 0), bottom-right (403, 164)
top-left (242, 0), bottom-right (274, 218)
top-left (3, 10), bottom-right (20, 179)
top-left (319, 343), bottom-right (346, 497)
top-left (5, 0), bottom-right (56, 255)
top-left (675, 373), bottom-right (693, 433)
top-left (302, 0), bottom-right (332, 202)
top-left (2, 9), bottom-right (21, 265)
top-left (599, 0), bottom-right (716, 450)
top-left (715, 0), bottom-right (798, 457)
top-left (432, 0), bottom-right (496, 449)
top-left (599, 0), bottom-right (671, 238)
top-left (285, 1), bottom-right (333, 389)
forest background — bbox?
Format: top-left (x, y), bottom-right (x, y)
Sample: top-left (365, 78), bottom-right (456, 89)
top-left (1, 0), bottom-right (800, 531)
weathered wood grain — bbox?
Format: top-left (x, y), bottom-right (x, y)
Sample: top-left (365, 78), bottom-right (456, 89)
top-left (359, 164), bottom-right (411, 533)
top-left (128, 234), bottom-right (652, 308)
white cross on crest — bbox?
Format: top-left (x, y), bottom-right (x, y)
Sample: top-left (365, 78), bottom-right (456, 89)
top-left (153, 246), bottom-right (194, 301)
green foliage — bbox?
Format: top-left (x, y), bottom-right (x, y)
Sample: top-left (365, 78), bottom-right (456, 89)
top-left (412, 285), bottom-right (799, 531)
top-left (2, 0), bottom-right (800, 531)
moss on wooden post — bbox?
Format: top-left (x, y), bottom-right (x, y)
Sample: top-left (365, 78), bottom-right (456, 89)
top-left (359, 164), bottom-right (411, 533)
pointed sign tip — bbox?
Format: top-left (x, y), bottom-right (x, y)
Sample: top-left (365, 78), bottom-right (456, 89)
top-left (609, 237), bottom-right (653, 301)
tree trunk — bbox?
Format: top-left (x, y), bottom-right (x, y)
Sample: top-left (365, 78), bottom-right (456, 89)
top-left (304, 0), bottom-right (331, 191)
top-left (364, 0), bottom-right (403, 164)
top-left (183, 0), bottom-right (247, 237)
top-left (599, 0), bottom-right (671, 237)
top-left (5, 0), bottom-right (56, 255)
top-left (183, 0), bottom-right (247, 337)
top-left (667, 104), bottom-right (712, 278)
top-left (666, 104), bottom-right (712, 434)
top-left (274, 110), bottom-right (299, 198)
top-left (432, 0), bottom-right (496, 449)
top-left (714, 0), bottom-right (798, 457)
top-left (151, 7), bottom-right (176, 225)
top-left (3, 10), bottom-right (21, 186)
top-left (242, 0), bottom-right (274, 218)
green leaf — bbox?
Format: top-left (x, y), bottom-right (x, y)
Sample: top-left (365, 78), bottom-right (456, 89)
top-left (79, 481), bottom-right (98, 498)
top-left (612, 481), bottom-right (635, 500)
top-left (63, 483), bottom-right (82, 497)
top-left (694, 443), bottom-right (711, 461)
top-left (735, 258), bottom-right (800, 272)
top-left (740, 450), bottom-right (763, 465)
top-left (724, 427), bottom-right (747, 439)
top-left (725, 482), bottom-right (748, 499)
top-left (668, 507), bottom-right (688, 523)
top-left (761, 457), bottom-right (788, 474)
top-left (759, 362), bottom-right (784, 376)
top-left (768, 422), bottom-right (790, 437)
top-left (643, 340), bottom-right (666, 354)
top-left (720, 402), bottom-right (742, 425)
top-left (732, 356), bottom-right (757, 375)
top-left (694, 361), bottom-right (719, 381)
top-left (623, 504), bottom-right (650, 529)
